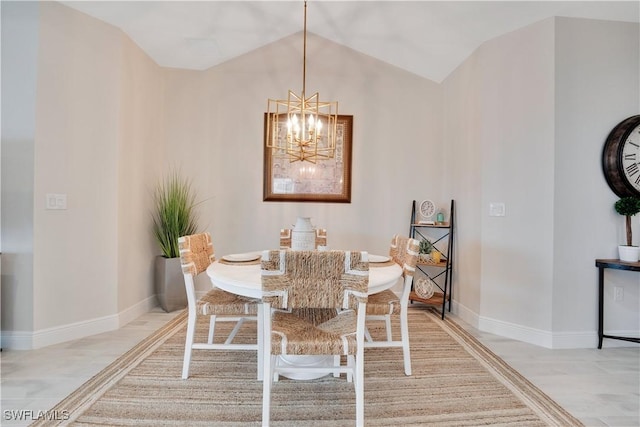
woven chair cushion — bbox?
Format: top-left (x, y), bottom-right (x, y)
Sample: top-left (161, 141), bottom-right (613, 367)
top-left (365, 289), bottom-right (401, 316)
top-left (197, 288), bottom-right (259, 316)
top-left (270, 309), bottom-right (358, 355)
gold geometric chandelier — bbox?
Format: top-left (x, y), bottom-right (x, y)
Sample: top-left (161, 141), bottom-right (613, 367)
top-left (266, 1), bottom-right (338, 163)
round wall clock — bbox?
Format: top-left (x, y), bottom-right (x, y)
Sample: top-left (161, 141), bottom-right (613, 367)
top-left (602, 115), bottom-right (640, 197)
top-left (419, 199), bottom-right (435, 220)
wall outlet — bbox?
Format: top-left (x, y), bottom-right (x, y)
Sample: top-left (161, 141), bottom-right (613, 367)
top-left (614, 286), bottom-right (624, 302)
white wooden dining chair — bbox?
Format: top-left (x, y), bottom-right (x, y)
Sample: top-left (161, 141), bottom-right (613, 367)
top-left (178, 232), bottom-right (260, 379)
top-left (279, 228), bottom-right (327, 249)
top-left (260, 249), bottom-right (369, 427)
top-left (364, 234), bottom-right (419, 375)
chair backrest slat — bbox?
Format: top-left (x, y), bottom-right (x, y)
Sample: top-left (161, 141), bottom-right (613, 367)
top-left (261, 250), bottom-right (368, 310)
top-left (389, 234), bottom-right (419, 277)
top-left (178, 233), bottom-right (215, 276)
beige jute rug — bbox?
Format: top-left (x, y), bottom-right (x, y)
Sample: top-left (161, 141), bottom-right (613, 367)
top-left (31, 307), bottom-right (582, 426)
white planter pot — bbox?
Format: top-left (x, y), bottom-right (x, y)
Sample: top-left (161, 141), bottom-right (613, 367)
top-left (618, 245), bottom-right (640, 262)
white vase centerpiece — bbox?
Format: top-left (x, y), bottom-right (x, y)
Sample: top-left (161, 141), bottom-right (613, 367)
top-left (291, 217), bottom-right (315, 250)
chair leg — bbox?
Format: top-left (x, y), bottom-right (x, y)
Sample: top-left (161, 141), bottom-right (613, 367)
top-left (207, 315), bottom-right (216, 344)
top-left (257, 305), bottom-right (264, 381)
top-left (364, 327), bottom-right (373, 343)
top-left (333, 355), bottom-right (341, 378)
top-left (182, 312), bottom-right (197, 379)
top-left (273, 356), bottom-right (280, 382)
top-left (400, 307), bottom-right (412, 376)
top-left (224, 317), bottom-right (245, 344)
top-left (356, 302), bottom-right (366, 427)
top-left (262, 305), bottom-right (272, 427)
top-left (355, 346), bottom-right (364, 426)
top-left (384, 314), bottom-right (393, 341)
top-left (262, 357), bottom-right (273, 426)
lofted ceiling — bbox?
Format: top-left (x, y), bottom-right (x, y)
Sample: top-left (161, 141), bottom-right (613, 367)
top-left (60, 1), bottom-right (639, 83)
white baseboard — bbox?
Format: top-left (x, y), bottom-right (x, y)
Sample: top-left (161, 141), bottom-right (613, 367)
top-left (449, 300), bottom-right (477, 327)
top-left (448, 301), bottom-right (638, 349)
top-left (118, 295), bottom-right (159, 327)
top-left (478, 315), bottom-right (554, 348)
top-left (576, 331), bottom-right (640, 348)
top-left (479, 316), bottom-right (640, 349)
top-left (1, 330), bottom-right (35, 351)
top-left (1, 295), bottom-right (159, 350)
top-left (1, 314), bottom-right (119, 350)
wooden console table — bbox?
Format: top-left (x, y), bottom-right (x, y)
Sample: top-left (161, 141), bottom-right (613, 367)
top-left (595, 259), bottom-right (640, 349)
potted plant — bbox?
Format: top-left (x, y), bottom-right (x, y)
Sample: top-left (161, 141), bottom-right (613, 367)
top-left (614, 196), bottom-right (640, 262)
top-left (152, 171), bottom-right (199, 312)
top-left (418, 239), bottom-right (433, 263)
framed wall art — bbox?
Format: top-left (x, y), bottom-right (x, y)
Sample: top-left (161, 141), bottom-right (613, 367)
top-left (263, 114), bottom-right (353, 203)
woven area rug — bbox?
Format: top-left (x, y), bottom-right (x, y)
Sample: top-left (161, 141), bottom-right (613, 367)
top-left (31, 307), bottom-right (582, 426)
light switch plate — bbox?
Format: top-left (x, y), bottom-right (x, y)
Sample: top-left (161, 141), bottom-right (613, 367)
top-left (489, 202), bottom-right (505, 217)
top-left (46, 193), bottom-right (67, 210)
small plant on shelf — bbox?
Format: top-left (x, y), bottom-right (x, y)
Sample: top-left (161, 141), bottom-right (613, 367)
top-left (419, 239), bottom-right (433, 263)
top-left (614, 196), bottom-right (640, 262)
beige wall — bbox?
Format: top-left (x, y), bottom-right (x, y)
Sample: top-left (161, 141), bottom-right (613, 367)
top-left (33, 1), bottom-right (121, 333)
top-left (1, 2), bottom-right (637, 349)
top-left (444, 18), bottom-right (556, 340)
top-left (444, 17), bottom-right (639, 347)
top-left (1, 1), bottom-right (39, 337)
top-left (553, 17), bottom-right (640, 340)
top-left (441, 46), bottom-right (484, 318)
top-left (2, 2), bottom-right (167, 347)
top-left (166, 36), bottom-right (445, 297)
top-left (478, 18), bottom-right (556, 334)
top-left (116, 33), bottom-right (166, 315)
top-left (33, 2), bottom-right (167, 333)
top-left (163, 32), bottom-right (443, 293)
top-left (1, 2), bottom-right (443, 347)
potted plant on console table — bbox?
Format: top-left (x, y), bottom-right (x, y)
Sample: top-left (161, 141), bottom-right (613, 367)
top-left (152, 171), bottom-right (199, 312)
top-left (614, 196), bottom-right (640, 262)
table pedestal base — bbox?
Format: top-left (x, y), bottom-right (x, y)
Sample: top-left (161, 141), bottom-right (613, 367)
top-left (277, 355), bottom-right (334, 380)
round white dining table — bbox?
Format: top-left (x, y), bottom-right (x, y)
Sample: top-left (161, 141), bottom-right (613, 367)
top-left (206, 252), bottom-right (403, 298)
top-left (205, 251), bottom-right (403, 381)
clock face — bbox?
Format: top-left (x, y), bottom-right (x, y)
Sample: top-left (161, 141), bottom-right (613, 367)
top-left (602, 115), bottom-right (640, 197)
top-left (621, 123), bottom-right (640, 193)
top-left (419, 200), bottom-right (435, 219)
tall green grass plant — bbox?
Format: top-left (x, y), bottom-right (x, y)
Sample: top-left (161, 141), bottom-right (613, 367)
top-left (152, 171), bottom-right (199, 258)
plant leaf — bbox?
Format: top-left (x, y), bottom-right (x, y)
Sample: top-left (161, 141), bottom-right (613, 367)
top-left (152, 171), bottom-right (200, 258)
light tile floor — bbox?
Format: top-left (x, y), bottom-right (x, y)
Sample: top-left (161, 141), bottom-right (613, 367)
top-left (1, 308), bottom-right (180, 426)
top-left (1, 308), bottom-right (638, 426)
top-left (455, 316), bottom-right (640, 427)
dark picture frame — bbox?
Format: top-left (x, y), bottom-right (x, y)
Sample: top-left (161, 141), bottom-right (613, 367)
top-left (263, 114), bottom-right (353, 203)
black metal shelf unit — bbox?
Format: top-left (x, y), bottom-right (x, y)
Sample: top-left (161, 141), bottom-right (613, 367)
top-left (409, 199), bottom-right (455, 319)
